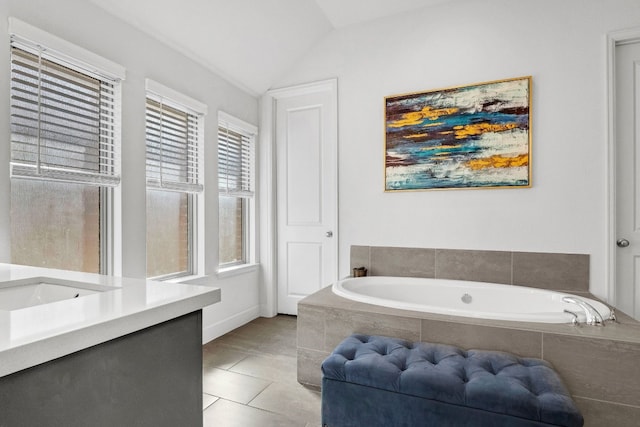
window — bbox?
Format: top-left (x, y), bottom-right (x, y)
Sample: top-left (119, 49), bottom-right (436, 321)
top-left (145, 80), bottom-right (206, 279)
top-left (9, 18), bottom-right (124, 274)
top-left (218, 112), bottom-right (256, 268)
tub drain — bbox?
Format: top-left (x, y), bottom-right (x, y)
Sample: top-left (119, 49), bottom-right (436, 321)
top-left (461, 293), bottom-right (472, 304)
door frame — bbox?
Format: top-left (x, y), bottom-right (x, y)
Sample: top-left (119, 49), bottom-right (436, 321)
top-left (259, 78), bottom-right (339, 317)
top-left (606, 28), bottom-right (640, 306)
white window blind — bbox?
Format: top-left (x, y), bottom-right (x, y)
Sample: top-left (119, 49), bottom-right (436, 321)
top-left (9, 44), bottom-right (121, 186)
top-left (145, 97), bottom-right (203, 193)
top-left (218, 114), bottom-right (256, 198)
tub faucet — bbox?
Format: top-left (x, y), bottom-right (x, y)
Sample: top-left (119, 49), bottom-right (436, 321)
top-left (562, 296), bottom-right (604, 326)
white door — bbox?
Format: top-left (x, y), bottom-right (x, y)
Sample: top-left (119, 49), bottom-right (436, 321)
top-left (274, 80), bottom-right (338, 315)
top-left (615, 41), bottom-right (640, 319)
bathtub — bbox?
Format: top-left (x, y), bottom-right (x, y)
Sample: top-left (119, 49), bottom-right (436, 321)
top-left (332, 276), bottom-right (612, 324)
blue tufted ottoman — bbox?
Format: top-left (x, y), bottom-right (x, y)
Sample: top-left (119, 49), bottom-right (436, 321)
top-left (321, 334), bottom-right (583, 427)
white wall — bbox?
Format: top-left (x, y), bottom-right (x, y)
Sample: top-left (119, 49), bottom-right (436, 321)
top-left (274, 0), bottom-right (640, 300)
top-left (0, 0), bottom-right (261, 340)
top-left (184, 268), bottom-right (260, 343)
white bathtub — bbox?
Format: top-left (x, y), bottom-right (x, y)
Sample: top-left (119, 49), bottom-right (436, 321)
top-left (332, 276), bottom-right (612, 324)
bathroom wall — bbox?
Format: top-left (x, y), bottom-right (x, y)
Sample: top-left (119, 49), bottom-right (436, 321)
top-left (0, 0), bottom-right (260, 340)
top-left (274, 0), bottom-right (640, 301)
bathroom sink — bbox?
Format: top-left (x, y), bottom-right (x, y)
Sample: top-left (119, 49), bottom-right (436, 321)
top-left (0, 277), bottom-right (117, 311)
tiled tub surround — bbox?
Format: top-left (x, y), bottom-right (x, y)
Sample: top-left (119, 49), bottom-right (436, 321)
top-left (350, 246), bottom-right (591, 292)
top-left (297, 246), bottom-right (640, 426)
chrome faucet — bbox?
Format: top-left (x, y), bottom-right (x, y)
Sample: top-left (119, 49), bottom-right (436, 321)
top-left (562, 296), bottom-right (605, 326)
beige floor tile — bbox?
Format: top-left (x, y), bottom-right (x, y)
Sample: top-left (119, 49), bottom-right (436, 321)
top-left (202, 315), bottom-right (321, 426)
top-left (203, 393), bottom-right (218, 410)
top-left (204, 399), bottom-right (303, 427)
top-left (203, 344), bottom-right (248, 370)
top-left (214, 330), bottom-right (297, 357)
top-left (249, 382), bottom-right (321, 425)
top-left (203, 368), bottom-right (271, 404)
top-left (229, 354), bottom-right (299, 384)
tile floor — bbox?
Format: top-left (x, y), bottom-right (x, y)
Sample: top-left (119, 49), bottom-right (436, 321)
top-left (202, 315), bottom-right (322, 427)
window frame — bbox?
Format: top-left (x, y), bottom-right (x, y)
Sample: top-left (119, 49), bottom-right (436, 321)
top-left (8, 18), bottom-right (124, 275)
top-left (145, 79), bottom-right (207, 280)
top-left (217, 111), bottom-right (257, 272)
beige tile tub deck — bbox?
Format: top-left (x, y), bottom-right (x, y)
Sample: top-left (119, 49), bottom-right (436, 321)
top-left (298, 286), bottom-right (640, 426)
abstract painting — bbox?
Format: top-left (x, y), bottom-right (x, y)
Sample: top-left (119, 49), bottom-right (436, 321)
top-left (385, 76), bottom-right (531, 191)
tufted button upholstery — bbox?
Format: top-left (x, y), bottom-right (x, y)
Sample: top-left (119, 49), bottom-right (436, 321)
top-left (322, 334), bottom-right (583, 427)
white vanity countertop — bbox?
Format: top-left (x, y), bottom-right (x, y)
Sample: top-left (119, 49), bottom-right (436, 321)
top-left (0, 263), bottom-right (221, 377)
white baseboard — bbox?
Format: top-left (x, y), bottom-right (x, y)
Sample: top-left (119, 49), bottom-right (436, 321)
top-left (259, 303), bottom-right (278, 318)
top-left (202, 305), bottom-right (260, 344)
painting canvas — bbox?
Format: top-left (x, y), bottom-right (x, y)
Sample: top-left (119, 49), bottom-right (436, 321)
top-left (385, 76), bottom-right (531, 191)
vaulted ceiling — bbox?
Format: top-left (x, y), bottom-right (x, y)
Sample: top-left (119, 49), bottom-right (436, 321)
top-left (89, 0), bottom-right (455, 95)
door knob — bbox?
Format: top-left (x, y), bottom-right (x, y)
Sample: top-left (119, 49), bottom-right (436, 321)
top-left (326, 231), bottom-right (333, 238)
top-left (617, 238), bottom-right (630, 248)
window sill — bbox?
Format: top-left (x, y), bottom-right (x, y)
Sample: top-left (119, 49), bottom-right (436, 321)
top-left (216, 263), bottom-right (259, 279)
top-left (163, 274), bottom-right (209, 285)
